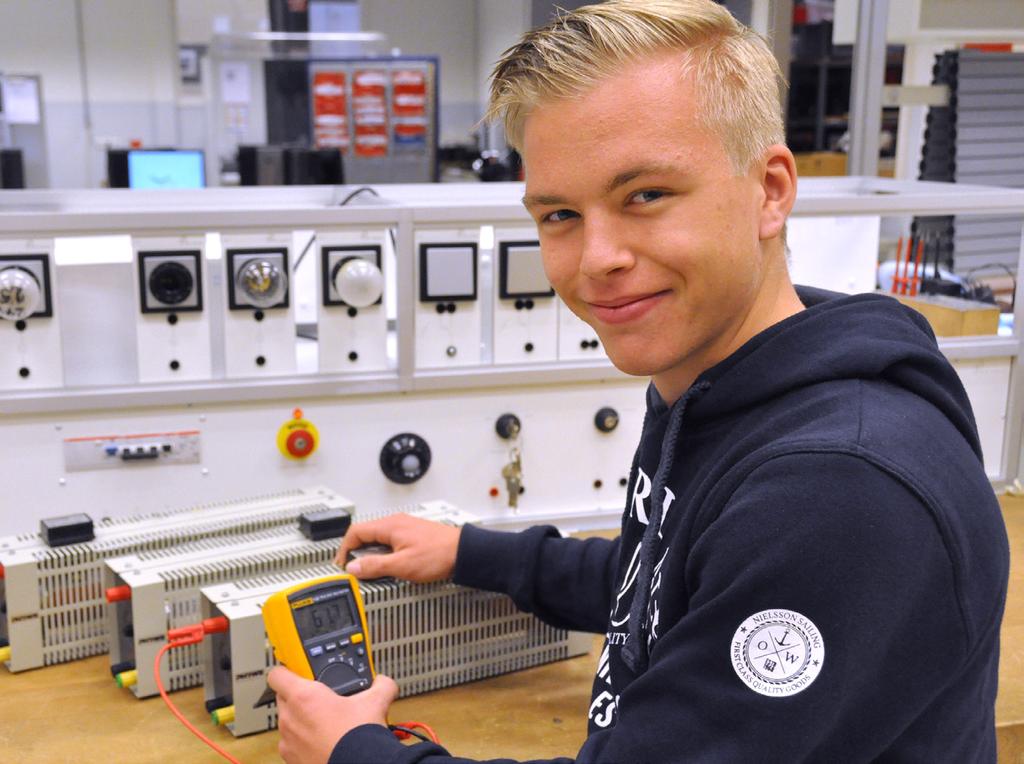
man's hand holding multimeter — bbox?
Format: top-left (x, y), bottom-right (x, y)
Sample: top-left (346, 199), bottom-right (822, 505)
top-left (268, 663), bottom-right (399, 764)
top-left (267, 513), bottom-right (459, 763)
top-left (265, 574), bottom-right (399, 763)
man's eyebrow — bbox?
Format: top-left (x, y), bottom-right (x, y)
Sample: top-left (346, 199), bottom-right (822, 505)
top-left (605, 163), bottom-right (682, 194)
top-left (521, 192), bottom-right (567, 209)
top-left (522, 163), bottom-right (685, 208)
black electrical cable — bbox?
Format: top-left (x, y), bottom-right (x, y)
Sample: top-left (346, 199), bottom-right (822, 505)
top-left (335, 185), bottom-right (396, 251)
top-left (292, 233), bottom-right (317, 271)
top-left (389, 725), bottom-right (434, 744)
top-left (294, 185), bottom-right (381, 271)
top-left (962, 263), bottom-right (1017, 310)
top-left (338, 186), bottom-right (380, 206)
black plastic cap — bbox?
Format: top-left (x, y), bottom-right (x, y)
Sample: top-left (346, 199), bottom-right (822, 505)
top-left (299, 507), bottom-right (352, 541)
top-left (40, 513), bottom-right (95, 547)
top-left (109, 660), bottom-right (135, 677)
top-left (206, 695), bottom-right (234, 713)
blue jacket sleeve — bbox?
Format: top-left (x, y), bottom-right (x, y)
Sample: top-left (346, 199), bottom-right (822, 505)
top-left (452, 524), bottom-right (620, 634)
top-left (329, 724), bottom-right (574, 764)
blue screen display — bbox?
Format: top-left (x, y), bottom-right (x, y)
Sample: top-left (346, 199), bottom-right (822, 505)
top-left (128, 150), bottom-right (205, 189)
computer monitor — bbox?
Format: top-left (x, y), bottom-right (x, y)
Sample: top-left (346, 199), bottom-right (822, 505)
top-left (127, 150), bottom-right (206, 189)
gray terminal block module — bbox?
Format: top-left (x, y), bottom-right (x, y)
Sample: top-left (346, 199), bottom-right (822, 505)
top-left (201, 572), bottom-right (592, 738)
top-left (0, 485), bottom-right (351, 673)
top-left (104, 511), bottom-right (352, 699)
top-left (105, 499), bottom-right (463, 699)
top-left (199, 534), bottom-right (591, 737)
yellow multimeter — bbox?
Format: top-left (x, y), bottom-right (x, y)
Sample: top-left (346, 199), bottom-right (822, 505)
top-left (263, 574), bottom-right (375, 696)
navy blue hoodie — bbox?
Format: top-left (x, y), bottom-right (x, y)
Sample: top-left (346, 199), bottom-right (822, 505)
top-left (331, 287), bottom-right (1009, 763)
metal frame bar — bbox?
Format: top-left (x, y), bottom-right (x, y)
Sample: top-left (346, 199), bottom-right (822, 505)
top-left (848, 0), bottom-right (890, 177)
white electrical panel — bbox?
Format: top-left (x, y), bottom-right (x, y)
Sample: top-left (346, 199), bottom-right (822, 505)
top-left (0, 178), bottom-right (1018, 533)
top-left (315, 228), bottom-right (390, 373)
top-left (414, 226), bottom-right (482, 368)
top-left (0, 238), bottom-right (62, 390)
top-left (493, 227), bottom-right (557, 364)
top-left (221, 232), bottom-right (296, 378)
top-left (557, 297), bottom-right (605, 361)
top-left (3, 383), bottom-right (646, 534)
top-left (133, 234), bottom-right (212, 382)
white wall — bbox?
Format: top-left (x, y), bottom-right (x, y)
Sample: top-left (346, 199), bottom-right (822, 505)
top-left (360, 0), bottom-right (481, 145)
top-left (0, 0), bottom-right (85, 187)
top-left (476, 0), bottom-right (531, 151)
top-left (0, 0), bottom-right (180, 188)
top-left (176, 0), bottom-right (268, 44)
top-left (174, 0), bottom-right (270, 171)
top-left (81, 0), bottom-right (180, 181)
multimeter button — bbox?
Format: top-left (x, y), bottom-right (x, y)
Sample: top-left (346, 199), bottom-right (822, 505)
top-left (325, 642), bottom-right (337, 651)
top-left (309, 645), bottom-right (324, 657)
top-left (356, 647), bottom-right (365, 656)
top-left (350, 633), bottom-right (364, 644)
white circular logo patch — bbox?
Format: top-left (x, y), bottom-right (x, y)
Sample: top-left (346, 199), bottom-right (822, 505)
top-left (731, 609), bottom-right (824, 697)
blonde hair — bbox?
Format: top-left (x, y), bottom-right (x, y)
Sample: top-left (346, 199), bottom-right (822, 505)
top-left (487, 0), bottom-right (786, 174)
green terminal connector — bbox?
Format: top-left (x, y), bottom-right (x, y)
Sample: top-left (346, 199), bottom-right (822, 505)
top-left (211, 705), bottom-right (236, 726)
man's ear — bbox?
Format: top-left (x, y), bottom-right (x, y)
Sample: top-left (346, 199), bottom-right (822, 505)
top-left (757, 145), bottom-right (797, 241)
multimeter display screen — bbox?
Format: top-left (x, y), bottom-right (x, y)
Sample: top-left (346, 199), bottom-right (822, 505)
top-left (294, 597), bottom-right (355, 638)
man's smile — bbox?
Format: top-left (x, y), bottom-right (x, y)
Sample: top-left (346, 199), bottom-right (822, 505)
top-left (585, 290), bottom-right (672, 325)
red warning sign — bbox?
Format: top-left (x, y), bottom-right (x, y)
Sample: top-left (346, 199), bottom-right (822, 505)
top-left (392, 69), bottom-right (427, 152)
top-left (312, 71), bottom-right (349, 150)
top-left (353, 69), bottom-right (388, 158)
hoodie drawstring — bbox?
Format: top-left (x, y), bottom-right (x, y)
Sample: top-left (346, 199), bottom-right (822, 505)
top-left (622, 381), bottom-right (711, 673)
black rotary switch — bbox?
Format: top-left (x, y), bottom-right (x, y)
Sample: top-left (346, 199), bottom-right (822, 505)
top-left (149, 261), bottom-right (194, 305)
top-left (317, 661), bottom-right (360, 688)
top-left (380, 433), bottom-right (432, 484)
top-left (495, 413), bottom-right (521, 440)
top-left (594, 407), bottom-right (619, 433)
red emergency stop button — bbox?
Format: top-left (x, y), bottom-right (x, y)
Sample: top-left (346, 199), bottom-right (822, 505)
top-left (286, 429), bottom-right (315, 458)
top-left (277, 409), bottom-right (320, 460)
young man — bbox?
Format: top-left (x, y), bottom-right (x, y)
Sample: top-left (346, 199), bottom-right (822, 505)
top-left (269, 1), bottom-right (1009, 761)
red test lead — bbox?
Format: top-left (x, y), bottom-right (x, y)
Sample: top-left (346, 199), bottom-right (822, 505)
top-left (891, 236), bottom-right (904, 294)
top-left (156, 616), bottom-right (238, 764)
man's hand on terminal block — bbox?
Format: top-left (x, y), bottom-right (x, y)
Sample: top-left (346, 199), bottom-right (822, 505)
top-left (336, 513), bottom-right (462, 582)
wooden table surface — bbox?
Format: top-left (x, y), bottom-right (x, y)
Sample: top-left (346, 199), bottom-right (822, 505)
top-left (3, 498), bottom-right (1024, 763)
top-left (0, 639), bottom-right (601, 763)
top-left (996, 494), bottom-right (1024, 763)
